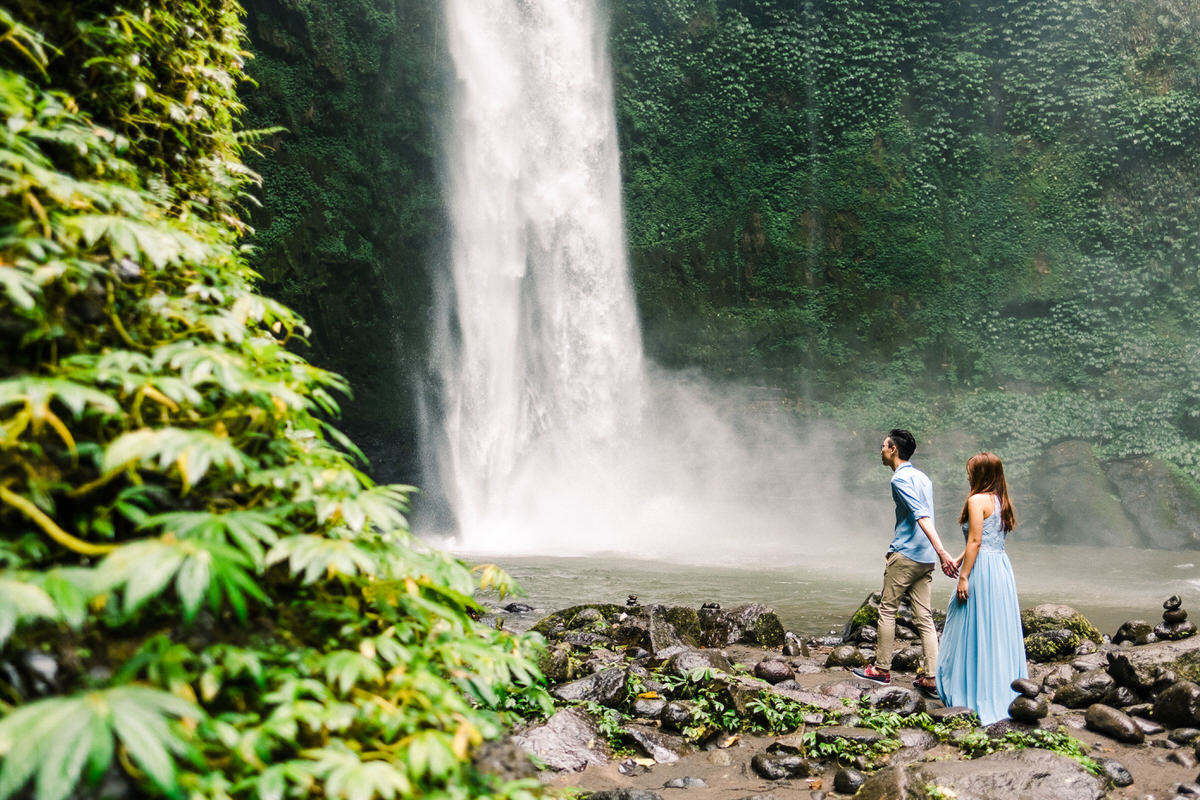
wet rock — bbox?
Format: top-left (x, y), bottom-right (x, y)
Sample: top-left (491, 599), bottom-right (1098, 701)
top-left (1133, 716), bottom-right (1165, 735)
top-left (532, 604), bottom-right (625, 638)
top-left (1022, 603), bottom-right (1103, 644)
top-left (551, 667), bottom-right (627, 707)
top-left (514, 708), bottom-right (611, 772)
top-left (539, 642), bottom-right (574, 684)
top-left (754, 660), bottom-right (794, 684)
top-left (585, 790), bottom-right (664, 800)
top-left (663, 777), bottom-right (706, 789)
top-left (623, 723), bottom-right (691, 764)
top-left (1075, 639), bottom-right (1098, 656)
top-left (1167, 608), bottom-right (1191, 624)
top-left (1025, 628), bottom-right (1082, 662)
top-left (750, 753), bottom-right (812, 780)
top-left (1168, 749), bottom-right (1198, 768)
top-left (648, 605), bottom-right (701, 655)
top-left (472, 738), bottom-right (538, 781)
top-left (504, 602), bottom-right (534, 614)
top-left (1054, 670), bottom-right (1115, 708)
top-left (855, 748), bottom-right (1104, 800)
top-left (663, 649), bottom-right (733, 678)
top-left (1107, 648), bottom-right (1188, 694)
top-left (1085, 703), bottom-right (1144, 743)
top-left (1157, 620), bottom-right (1199, 641)
top-left (1009, 695), bottom-right (1050, 722)
top-left (1114, 620), bottom-right (1155, 645)
top-left (863, 685), bottom-right (925, 716)
top-left (1158, 682), bottom-right (1200, 728)
top-left (824, 645), bottom-right (868, 668)
top-left (660, 701), bottom-right (697, 733)
top-left (618, 758), bottom-right (650, 776)
top-left (782, 631), bottom-right (807, 657)
top-left (1037, 663), bottom-right (1078, 692)
top-left (1095, 757), bottom-right (1134, 787)
top-left (1012, 678), bottom-right (1040, 697)
top-left (929, 706), bottom-right (976, 722)
top-left (698, 603), bottom-right (783, 648)
top-left (1172, 728), bottom-right (1200, 744)
top-left (1168, 596), bottom-right (1185, 611)
top-left (633, 696), bottom-right (666, 719)
top-left (833, 767), bottom-right (866, 794)
top-left (890, 647), bottom-right (922, 673)
top-left (814, 726), bottom-right (885, 748)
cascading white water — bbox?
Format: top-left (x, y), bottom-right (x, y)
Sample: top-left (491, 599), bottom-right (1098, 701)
top-left (433, 0), bottom-right (647, 553)
top-left (428, 0), bottom-right (858, 561)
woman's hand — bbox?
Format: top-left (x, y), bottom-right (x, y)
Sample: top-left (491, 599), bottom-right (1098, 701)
top-left (956, 575), bottom-right (970, 602)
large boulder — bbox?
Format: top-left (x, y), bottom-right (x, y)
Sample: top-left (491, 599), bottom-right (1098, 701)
top-left (856, 748), bottom-right (1104, 800)
top-left (1022, 604), bottom-right (1103, 644)
top-left (513, 708), bottom-right (611, 772)
top-left (699, 603), bottom-right (784, 647)
top-left (531, 604), bottom-right (628, 638)
top-left (550, 667), bottom-right (628, 707)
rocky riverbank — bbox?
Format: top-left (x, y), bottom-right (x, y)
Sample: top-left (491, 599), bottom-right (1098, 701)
top-left (478, 594), bottom-right (1200, 800)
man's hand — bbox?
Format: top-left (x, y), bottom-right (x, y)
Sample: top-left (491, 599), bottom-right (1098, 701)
top-left (938, 550), bottom-right (959, 578)
top-left (956, 575), bottom-right (970, 602)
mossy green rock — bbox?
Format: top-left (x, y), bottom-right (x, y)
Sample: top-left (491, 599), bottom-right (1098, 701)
top-left (530, 604), bottom-right (629, 638)
top-left (1021, 604), bottom-right (1102, 644)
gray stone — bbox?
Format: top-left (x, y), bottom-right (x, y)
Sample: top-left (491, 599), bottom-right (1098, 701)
top-left (750, 752), bottom-right (812, 780)
top-left (824, 645), bottom-right (868, 668)
top-left (1012, 678), bottom-right (1040, 697)
top-left (1053, 670), bottom-right (1115, 708)
top-left (1133, 716), bottom-right (1165, 735)
top-left (662, 777), bottom-right (706, 789)
top-left (1168, 596), bottom-right (1185, 611)
top-left (1095, 757), bottom-right (1134, 787)
top-left (633, 696), bottom-right (666, 719)
top-left (864, 685), bottom-right (925, 716)
top-left (855, 748), bottom-right (1104, 800)
top-left (663, 649), bottom-right (733, 678)
top-left (513, 708), bottom-right (611, 772)
top-left (471, 738), bottom-right (538, 781)
top-left (814, 726), bottom-right (885, 747)
top-left (1084, 703), bottom-right (1144, 743)
top-left (833, 767), bottom-right (866, 794)
top-left (1172, 727), bottom-right (1200, 744)
top-left (1009, 694), bottom-right (1049, 722)
top-left (660, 701), bottom-right (697, 733)
top-left (550, 667), bottom-right (627, 707)
top-left (587, 791), bottom-right (664, 800)
top-left (1156, 620), bottom-right (1198, 641)
top-left (754, 660), bottom-right (794, 684)
top-left (623, 723), bottom-right (691, 764)
top-left (1113, 620), bottom-right (1155, 645)
top-left (1167, 608), bottom-right (1191, 625)
top-left (1156, 681), bottom-right (1200, 729)
top-left (929, 705), bottom-right (976, 722)
top-left (889, 647), bottom-right (922, 673)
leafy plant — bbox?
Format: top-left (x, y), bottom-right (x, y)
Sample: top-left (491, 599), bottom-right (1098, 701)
top-left (0, 5), bottom-right (548, 800)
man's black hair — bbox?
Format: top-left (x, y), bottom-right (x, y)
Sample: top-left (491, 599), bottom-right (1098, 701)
top-left (888, 428), bottom-right (917, 460)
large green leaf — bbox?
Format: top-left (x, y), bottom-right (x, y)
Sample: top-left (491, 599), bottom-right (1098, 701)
top-left (0, 686), bottom-right (198, 800)
top-left (102, 427), bottom-right (249, 489)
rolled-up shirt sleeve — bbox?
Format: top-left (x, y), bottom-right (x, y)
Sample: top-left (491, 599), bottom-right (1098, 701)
top-left (892, 475), bottom-right (932, 520)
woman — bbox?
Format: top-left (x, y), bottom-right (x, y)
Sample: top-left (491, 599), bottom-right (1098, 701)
top-left (936, 452), bottom-right (1027, 725)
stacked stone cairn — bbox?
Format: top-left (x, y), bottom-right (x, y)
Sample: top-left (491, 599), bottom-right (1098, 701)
top-left (1156, 595), bottom-right (1198, 641)
top-left (1007, 678), bottom-right (1048, 722)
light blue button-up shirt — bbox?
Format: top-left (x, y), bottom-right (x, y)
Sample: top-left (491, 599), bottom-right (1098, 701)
top-left (889, 463), bottom-right (936, 564)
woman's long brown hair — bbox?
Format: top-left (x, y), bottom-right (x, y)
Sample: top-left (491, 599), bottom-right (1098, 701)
top-left (958, 452), bottom-right (1017, 531)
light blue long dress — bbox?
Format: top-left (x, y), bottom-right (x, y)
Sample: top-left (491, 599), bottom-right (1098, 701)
top-left (936, 494), bottom-right (1027, 725)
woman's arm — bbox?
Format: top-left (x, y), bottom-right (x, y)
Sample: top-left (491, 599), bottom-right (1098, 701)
top-left (956, 494), bottom-right (987, 601)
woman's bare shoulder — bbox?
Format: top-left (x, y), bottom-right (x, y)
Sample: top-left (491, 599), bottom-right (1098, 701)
top-left (967, 492), bottom-right (994, 511)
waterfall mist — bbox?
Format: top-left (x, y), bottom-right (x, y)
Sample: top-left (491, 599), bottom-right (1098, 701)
top-left (424, 0), bottom-right (871, 562)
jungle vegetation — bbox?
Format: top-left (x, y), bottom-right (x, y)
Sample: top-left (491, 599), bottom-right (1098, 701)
top-left (240, 0), bottom-right (1200, 522)
top-left (0, 3), bottom-right (547, 799)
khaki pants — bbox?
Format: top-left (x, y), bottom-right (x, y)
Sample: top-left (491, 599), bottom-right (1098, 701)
top-left (874, 551), bottom-right (938, 676)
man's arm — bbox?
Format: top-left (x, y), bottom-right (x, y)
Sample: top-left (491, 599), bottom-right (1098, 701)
top-left (917, 517), bottom-right (959, 578)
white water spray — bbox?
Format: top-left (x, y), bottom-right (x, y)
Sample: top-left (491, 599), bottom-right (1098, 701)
top-left (428, 0), bottom-right (860, 560)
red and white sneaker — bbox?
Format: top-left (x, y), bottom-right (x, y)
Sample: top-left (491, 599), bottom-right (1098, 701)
top-left (852, 665), bottom-right (892, 684)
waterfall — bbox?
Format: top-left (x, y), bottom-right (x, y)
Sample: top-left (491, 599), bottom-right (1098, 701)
top-left (427, 0), bottom-right (854, 561)
top-left (431, 0), bottom-right (646, 553)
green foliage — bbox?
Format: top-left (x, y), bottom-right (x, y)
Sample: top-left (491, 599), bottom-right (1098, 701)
top-left (0, 5), bottom-right (546, 800)
top-left (609, 0), bottom-right (1200, 486)
top-left (956, 726), bottom-right (1101, 775)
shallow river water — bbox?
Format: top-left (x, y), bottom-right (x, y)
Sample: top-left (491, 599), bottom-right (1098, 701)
top-left (463, 543), bottom-right (1199, 637)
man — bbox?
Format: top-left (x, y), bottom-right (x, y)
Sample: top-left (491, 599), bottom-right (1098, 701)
top-left (853, 429), bottom-right (958, 696)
